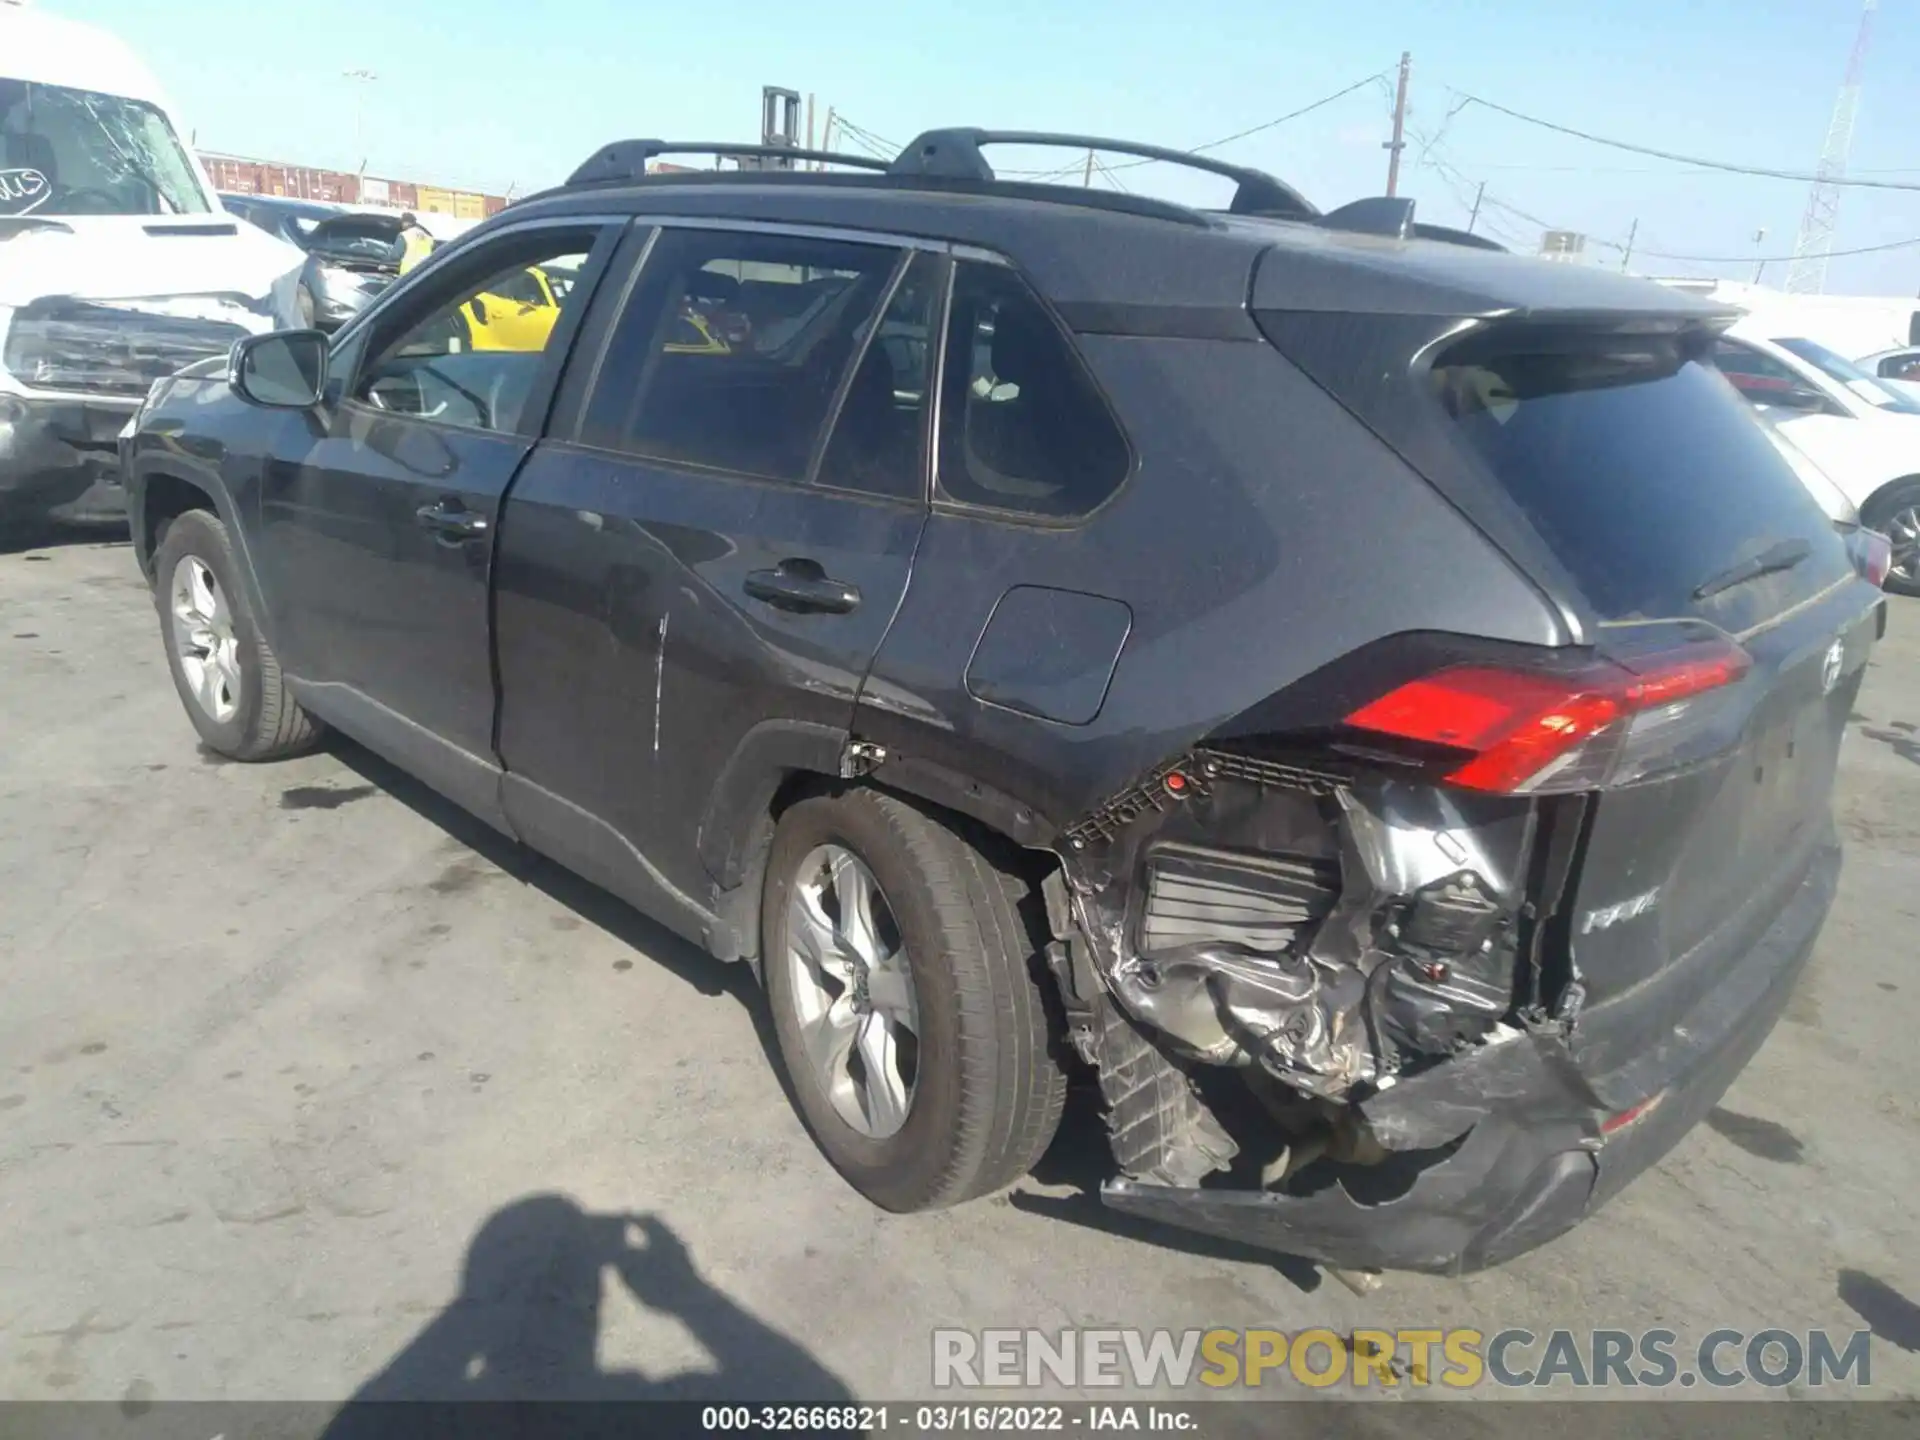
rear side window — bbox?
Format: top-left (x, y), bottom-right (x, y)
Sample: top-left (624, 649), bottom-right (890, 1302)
top-left (935, 262), bottom-right (1130, 518)
top-left (814, 250), bottom-right (944, 502)
top-left (577, 227), bottom-right (900, 483)
top-left (1432, 329), bottom-right (1846, 620)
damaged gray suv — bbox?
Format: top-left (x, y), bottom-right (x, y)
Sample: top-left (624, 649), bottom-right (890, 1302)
top-left (122, 130), bottom-right (1890, 1274)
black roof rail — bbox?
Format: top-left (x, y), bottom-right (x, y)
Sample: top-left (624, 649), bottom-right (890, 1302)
top-left (568, 139), bottom-right (890, 187)
top-left (887, 128), bottom-right (1318, 219)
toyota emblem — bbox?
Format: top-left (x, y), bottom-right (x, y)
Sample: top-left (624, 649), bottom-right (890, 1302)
top-left (1820, 638), bottom-right (1845, 696)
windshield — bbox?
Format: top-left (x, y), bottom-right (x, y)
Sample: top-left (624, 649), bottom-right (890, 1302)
top-left (0, 79), bottom-right (209, 217)
top-left (1775, 335), bottom-right (1920, 416)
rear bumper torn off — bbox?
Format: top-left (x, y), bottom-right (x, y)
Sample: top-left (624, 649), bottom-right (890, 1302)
top-left (1101, 838), bottom-right (1839, 1274)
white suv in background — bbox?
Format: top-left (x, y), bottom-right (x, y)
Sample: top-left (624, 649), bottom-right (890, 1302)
top-left (1713, 322), bottom-right (1920, 594)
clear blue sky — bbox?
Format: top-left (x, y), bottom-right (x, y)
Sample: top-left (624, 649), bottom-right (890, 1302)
top-left (53, 0), bottom-right (1920, 293)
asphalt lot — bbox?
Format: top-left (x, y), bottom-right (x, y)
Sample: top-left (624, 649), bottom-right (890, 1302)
top-left (2, 527), bottom-right (1918, 1415)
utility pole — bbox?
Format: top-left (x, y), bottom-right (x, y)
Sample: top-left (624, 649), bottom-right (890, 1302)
top-left (1465, 180), bottom-right (1485, 234)
top-left (1620, 218), bottom-right (1638, 273)
top-left (1751, 227), bottom-right (1770, 284)
top-left (806, 93), bottom-right (815, 155)
top-left (1082, 148), bottom-right (1095, 187)
top-left (1383, 51), bottom-right (1411, 197)
top-left (343, 68), bottom-right (377, 189)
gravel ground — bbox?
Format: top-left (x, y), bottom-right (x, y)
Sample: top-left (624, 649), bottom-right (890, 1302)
top-left (1, 528), bottom-right (1915, 1419)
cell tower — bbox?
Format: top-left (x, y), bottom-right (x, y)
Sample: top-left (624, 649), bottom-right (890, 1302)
top-left (1786, 0), bottom-right (1878, 294)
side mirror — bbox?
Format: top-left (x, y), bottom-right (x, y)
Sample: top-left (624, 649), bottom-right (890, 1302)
top-left (230, 330), bottom-right (328, 408)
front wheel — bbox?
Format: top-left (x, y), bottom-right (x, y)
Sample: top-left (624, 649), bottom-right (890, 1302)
top-left (152, 508), bottom-right (322, 760)
top-left (1865, 479), bottom-right (1920, 597)
top-left (762, 788), bottom-right (1066, 1212)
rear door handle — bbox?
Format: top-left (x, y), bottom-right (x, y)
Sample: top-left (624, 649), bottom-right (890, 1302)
top-left (415, 499), bottom-right (489, 541)
top-left (743, 560), bottom-right (861, 615)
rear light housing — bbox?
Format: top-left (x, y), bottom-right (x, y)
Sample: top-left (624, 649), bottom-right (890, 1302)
top-left (1849, 527), bottom-right (1893, 589)
top-left (1343, 633), bottom-right (1753, 795)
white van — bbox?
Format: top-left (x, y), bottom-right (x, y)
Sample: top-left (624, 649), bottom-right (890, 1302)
top-left (1, 0), bottom-right (306, 526)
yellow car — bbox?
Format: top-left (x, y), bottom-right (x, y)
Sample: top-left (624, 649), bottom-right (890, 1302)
top-left (462, 266), bottom-right (566, 352)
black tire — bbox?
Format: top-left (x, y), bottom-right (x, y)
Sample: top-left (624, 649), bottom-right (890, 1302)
top-left (762, 788), bottom-right (1067, 1212)
top-left (1863, 478), bottom-right (1920, 597)
top-left (152, 508), bottom-right (322, 760)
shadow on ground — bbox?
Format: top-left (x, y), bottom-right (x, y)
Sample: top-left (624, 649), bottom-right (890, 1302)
top-left (328, 736), bottom-right (770, 1001)
top-left (331, 736), bottom-right (1321, 1296)
top-left (1014, 1086), bottom-right (1324, 1293)
top-left (319, 1198), bottom-right (854, 1435)
top-left (1838, 1268), bottom-right (1920, 1353)
top-left (0, 519), bottom-right (130, 558)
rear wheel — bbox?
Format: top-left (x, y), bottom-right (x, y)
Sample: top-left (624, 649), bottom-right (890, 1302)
top-left (762, 788), bottom-right (1066, 1212)
top-left (1864, 479), bottom-right (1920, 597)
top-left (153, 508), bottom-right (322, 760)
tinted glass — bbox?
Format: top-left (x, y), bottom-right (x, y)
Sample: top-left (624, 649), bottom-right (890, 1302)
top-left (815, 251), bottom-right (943, 501)
top-left (352, 228), bottom-right (596, 434)
top-left (1432, 331), bottom-right (1848, 621)
top-left (1711, 339), bottom-right (1809, 403)
top-left (935, 262), bottom-right (1129, 518)
top-left (578, 228), bottom-right (899, 482)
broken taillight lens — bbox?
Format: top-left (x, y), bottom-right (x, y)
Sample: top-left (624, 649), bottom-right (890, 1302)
top-left (1343, 636), bottom-right (1753, 795)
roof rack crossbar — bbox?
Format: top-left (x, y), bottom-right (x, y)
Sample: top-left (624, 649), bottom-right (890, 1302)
top-left (886, 128), bottom-right (1317, 218)
top-left (568, 139), bottom-right (890, 187)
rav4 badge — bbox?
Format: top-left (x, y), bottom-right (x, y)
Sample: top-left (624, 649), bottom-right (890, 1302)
top-left (1582, 887), bottom-right (1661, 935)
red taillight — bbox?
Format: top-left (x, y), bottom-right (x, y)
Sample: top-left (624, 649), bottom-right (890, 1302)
top-left (1344, 638), bottom-right (1752, 795)
top-left (1851, 528), bottom-right (1893, 589)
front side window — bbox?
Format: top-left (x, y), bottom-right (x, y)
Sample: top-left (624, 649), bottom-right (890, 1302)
top-left (934, 262), bottom-right (1130, 518)
top-left (351, 228), bottom-right (597, 434)
top-left (577, 228), bottom-right (900, 482)
top-left (0, 79), bottom-right (209, 217)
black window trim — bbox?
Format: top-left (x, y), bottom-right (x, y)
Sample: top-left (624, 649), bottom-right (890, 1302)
top-left (330, 213), bottom-right (629, 441)
top-left (926, 257), bottom-right (1138, 530)
top-left (800, 247), bottom-right (946, 508)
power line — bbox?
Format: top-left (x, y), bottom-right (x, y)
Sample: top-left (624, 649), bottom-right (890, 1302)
top-left (1451, 91), bottom-right (1920, 192)
top-left (830, 73), bottom-right (1387, 185)
top-left (1103, 72), bottom-right (1388, 170)
top-left (1596, 231), bottom-right (1920, 264)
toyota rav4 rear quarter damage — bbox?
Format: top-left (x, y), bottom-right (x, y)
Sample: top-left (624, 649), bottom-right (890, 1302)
top-left (975, 235), bottom-right (1882, 1275)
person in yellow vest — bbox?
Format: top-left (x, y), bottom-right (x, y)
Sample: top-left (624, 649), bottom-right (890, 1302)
top-left (396, 213), bottom-right (437, 275)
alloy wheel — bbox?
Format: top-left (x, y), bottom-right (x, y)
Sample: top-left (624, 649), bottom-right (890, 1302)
top-left (782, 844), bottom-right (920, 1139)
top-left (169, 555), bottom-right (241, 724)
top-left (1884, 505), bottom-right (1920, 588)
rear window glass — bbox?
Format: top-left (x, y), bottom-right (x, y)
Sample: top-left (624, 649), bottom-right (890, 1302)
top-left (1431, 331), bottom-right (1846, 620)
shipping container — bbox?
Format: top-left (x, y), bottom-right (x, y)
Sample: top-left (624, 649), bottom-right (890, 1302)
top-left (198, 153), bottom-right (504, 217)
